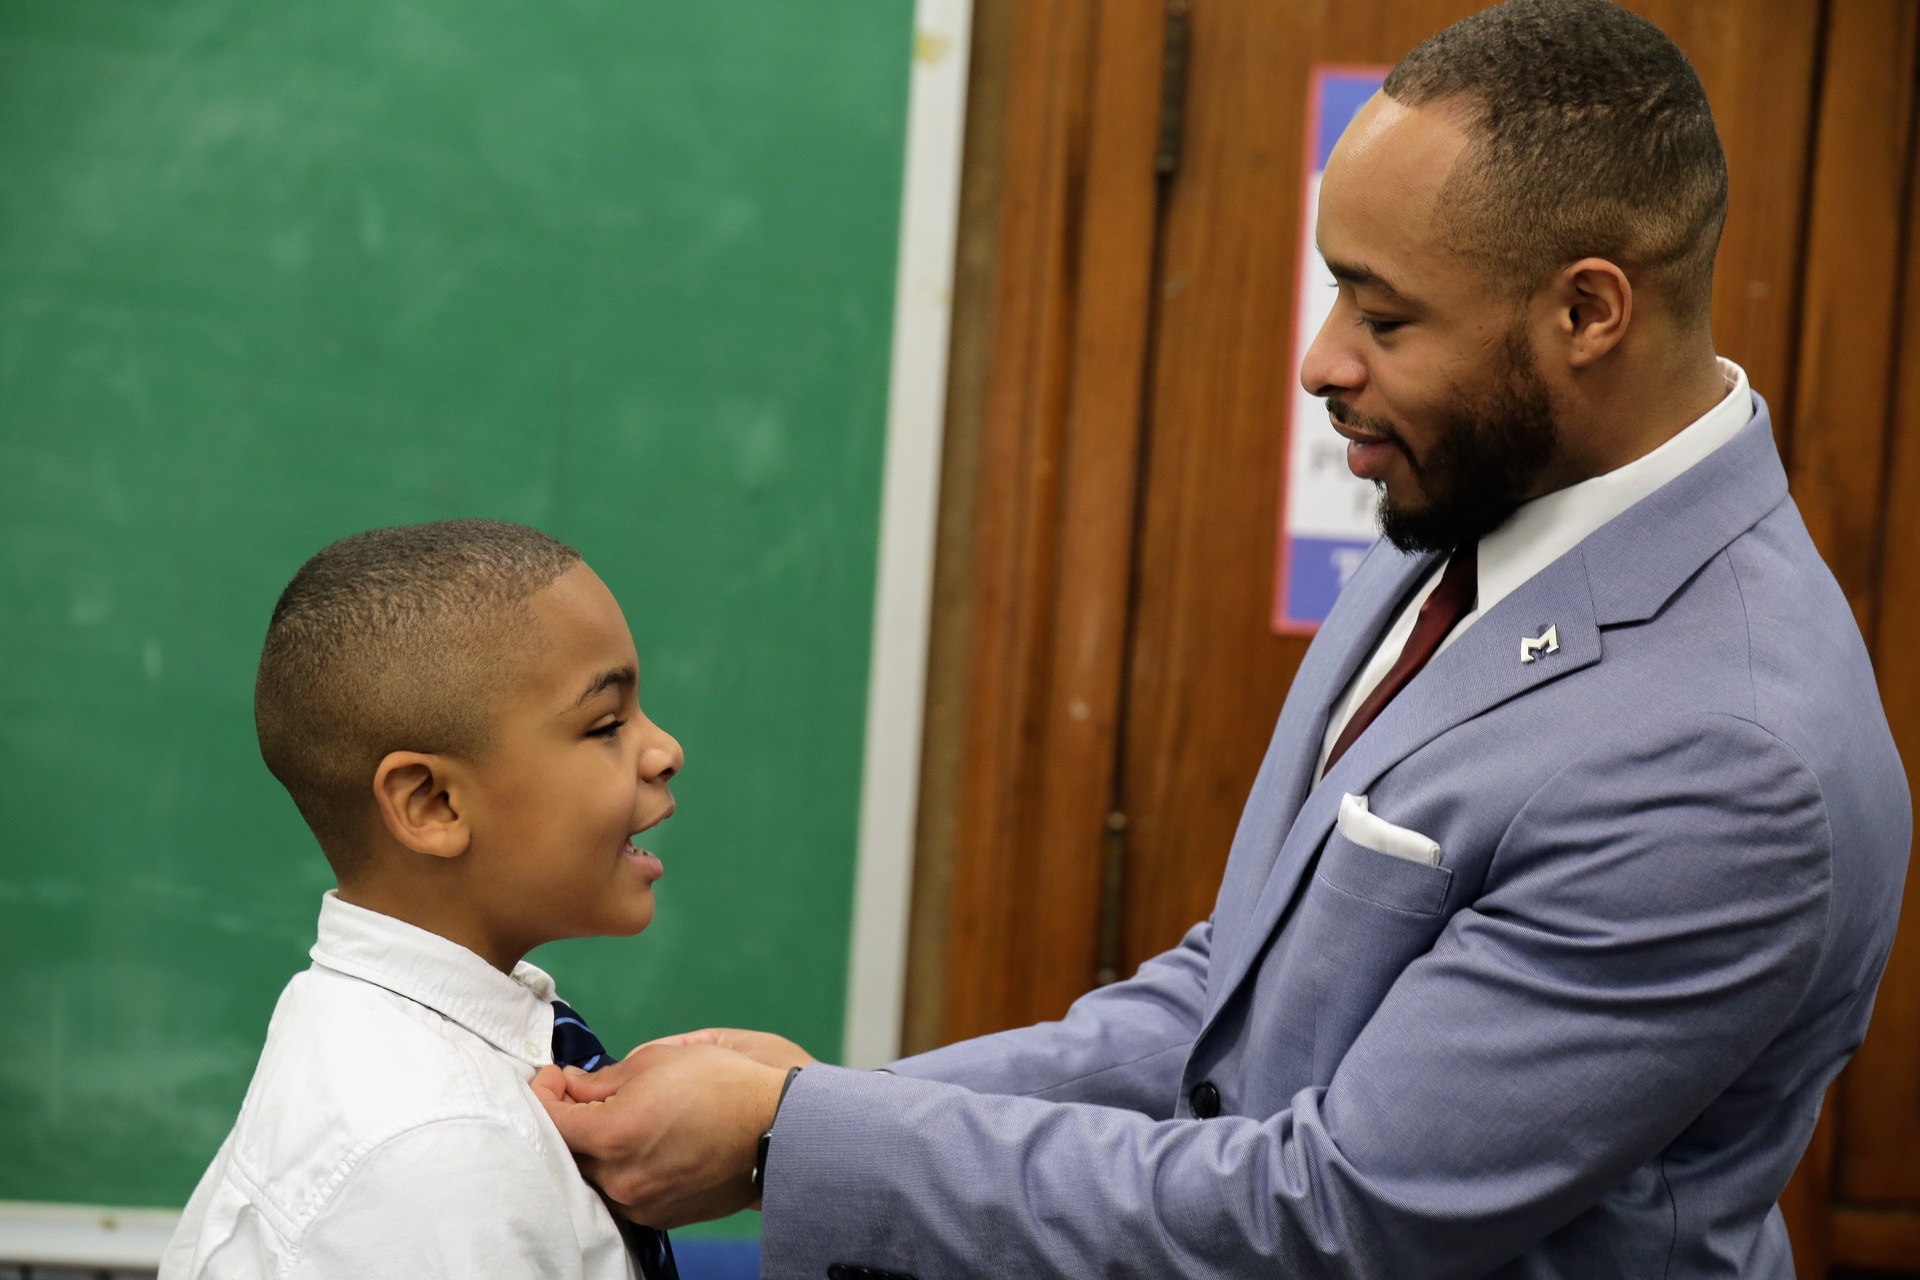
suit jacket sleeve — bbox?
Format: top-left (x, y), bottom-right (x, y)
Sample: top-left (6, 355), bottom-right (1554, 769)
top-left (760, 714), bottom-right (1831, 1280)
top-left (885, 919), bottom-right (1211, 1115)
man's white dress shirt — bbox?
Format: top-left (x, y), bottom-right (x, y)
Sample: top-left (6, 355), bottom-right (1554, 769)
top-left (1319, 358), bottom-right (1754, 778)
top-left (160, 892), bottom-right (636, 1280)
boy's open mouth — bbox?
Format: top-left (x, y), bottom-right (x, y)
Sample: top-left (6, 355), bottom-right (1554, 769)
top-left (623, 803), bottom-right (672, 876)
top-left (623, 837), bottom-right (665, 878)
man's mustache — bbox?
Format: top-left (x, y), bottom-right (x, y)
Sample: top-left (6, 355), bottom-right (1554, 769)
top-left (1325, 397), bottom-right (1431, 484)
top-left (1325, 396), bottom-right (1403, 444)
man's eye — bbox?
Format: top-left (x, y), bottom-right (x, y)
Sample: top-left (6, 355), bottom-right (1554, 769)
top-left (1358, 315), bottom-right (1405, 336)
top-left (587, 719), bottom-right (626, 739)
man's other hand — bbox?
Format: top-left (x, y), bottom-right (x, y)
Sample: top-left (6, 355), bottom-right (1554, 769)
top-left (633, 1028), bottom-right (815, 1077)
top-left (532, 1043), bottom-right (789, 1229)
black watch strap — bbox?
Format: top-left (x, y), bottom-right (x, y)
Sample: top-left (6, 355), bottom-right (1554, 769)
top-left (751, 1066), bottom-right (804, 1192)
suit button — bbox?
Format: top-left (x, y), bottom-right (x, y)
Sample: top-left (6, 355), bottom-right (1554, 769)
top-left (1190, 1081), bottom-right (1221, 1119)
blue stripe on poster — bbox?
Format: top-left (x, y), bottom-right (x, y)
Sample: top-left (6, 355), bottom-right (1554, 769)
top-left (1316, 72), bottom-right (1386, 169)
top-left (1285, 536), bottom-right (1375, 625)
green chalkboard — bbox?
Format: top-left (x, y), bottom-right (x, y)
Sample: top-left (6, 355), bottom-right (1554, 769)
top-left (0, 0), bottom-right (913, 1225)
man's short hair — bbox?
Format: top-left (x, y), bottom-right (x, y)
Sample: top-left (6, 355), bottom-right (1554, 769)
top-left (1383, 0), bottom-right (1728, 318)
top-left (255, 519), bottom-right (581, 866)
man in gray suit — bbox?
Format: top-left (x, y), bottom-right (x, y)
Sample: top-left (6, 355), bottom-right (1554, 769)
top-left (537, 2), bottom-right (1911, 1275)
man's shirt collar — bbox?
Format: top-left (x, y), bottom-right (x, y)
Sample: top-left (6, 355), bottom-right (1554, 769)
top-left (1476, 357), bottom-right (1753, 619)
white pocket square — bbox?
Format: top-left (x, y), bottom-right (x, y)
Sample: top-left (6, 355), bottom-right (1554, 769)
top-left (1337, 793), bottom-right (1442, 866)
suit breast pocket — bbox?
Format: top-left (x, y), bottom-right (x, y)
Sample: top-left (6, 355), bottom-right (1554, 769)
top-left (1316, 827), bottom-right (1453, 915)
top-left (1299, 829), bottom-right (1455, 1079)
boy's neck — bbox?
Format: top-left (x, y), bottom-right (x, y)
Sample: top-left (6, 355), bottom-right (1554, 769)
top-left (335, 878), bottom-right (530, 975)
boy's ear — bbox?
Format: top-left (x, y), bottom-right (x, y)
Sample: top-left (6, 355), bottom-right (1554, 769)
top-left (371, 751), bottom-right (473, 860)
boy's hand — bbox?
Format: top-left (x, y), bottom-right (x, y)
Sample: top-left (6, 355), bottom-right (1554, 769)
top-left (534, 1043), bottom-right (787, 1229)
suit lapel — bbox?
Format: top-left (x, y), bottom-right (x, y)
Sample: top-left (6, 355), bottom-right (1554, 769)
top-left (1322, 551), bottom-right (1602, 800)
top-left (1270, 546), bottom-right (1439, 816)
top-left (1202, 547), bottom-right (1603, 1028)
top-left (1205, 543), bottom-right (1437, 983)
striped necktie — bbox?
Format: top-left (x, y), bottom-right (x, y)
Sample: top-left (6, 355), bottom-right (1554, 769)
top-left (551, 999), bottom-right (680, 1280)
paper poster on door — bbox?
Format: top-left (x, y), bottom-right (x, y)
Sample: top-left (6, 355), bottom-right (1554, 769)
top-left (1272, 66), bottom-right (1388, 635)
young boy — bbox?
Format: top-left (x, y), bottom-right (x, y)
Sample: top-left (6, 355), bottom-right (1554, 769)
top-left (161, 519), bottom-right (683, 1280)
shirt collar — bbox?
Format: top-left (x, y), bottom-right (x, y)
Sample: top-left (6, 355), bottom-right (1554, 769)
top-left (308, 890), bottom-right (558, 1067)
top-left (1475, 357), bottom-right (1753, 618)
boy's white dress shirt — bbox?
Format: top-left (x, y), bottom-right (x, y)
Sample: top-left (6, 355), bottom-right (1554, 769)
top-left (160, 892), bottom-right (636, 1280)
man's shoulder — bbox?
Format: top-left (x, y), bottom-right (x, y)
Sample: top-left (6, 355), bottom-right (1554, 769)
top-left (219, 966), bottom-right (547, 1232)
top-left (1707, 501), bottom-right (1901, 785)
top-left (1601, 493), bottom-right (1884, 737)
top-left (1560, 496), bottom-right (1908, 928)
top-left (1723, 500), bottom-right (1912, 890)
top-left (1719, 500), bottom-right (1875, 683)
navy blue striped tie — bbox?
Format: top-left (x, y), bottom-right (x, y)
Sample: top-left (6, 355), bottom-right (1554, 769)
top-left (551, 1000), bottom-right (679, 1280)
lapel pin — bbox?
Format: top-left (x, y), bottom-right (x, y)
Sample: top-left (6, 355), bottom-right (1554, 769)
top-left (1520, 624), bottom-right (1560, 664)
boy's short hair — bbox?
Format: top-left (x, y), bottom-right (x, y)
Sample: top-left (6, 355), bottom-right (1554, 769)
top-left (256, 519), bottom-right (581, 868)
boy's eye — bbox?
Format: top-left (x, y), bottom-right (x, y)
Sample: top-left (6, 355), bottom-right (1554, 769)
top-left (587, 718), bottom-right (626, 739)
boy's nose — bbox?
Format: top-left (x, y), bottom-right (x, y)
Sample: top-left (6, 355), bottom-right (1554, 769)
top-left (640, 731), bottom-right (683, 783)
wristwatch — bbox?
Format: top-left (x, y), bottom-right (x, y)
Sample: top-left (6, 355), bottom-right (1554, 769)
top-left (751, 1066), bottom-right (804, 1192)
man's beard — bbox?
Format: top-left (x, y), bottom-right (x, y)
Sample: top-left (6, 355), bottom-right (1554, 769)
top-left (1329, 328), bottom-right (1559, 554)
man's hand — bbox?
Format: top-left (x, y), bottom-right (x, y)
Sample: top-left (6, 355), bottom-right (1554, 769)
top-left (531, 1043), bottom-right (789, 1229)
top-left (632, 1028), bottom-right (815, 1077)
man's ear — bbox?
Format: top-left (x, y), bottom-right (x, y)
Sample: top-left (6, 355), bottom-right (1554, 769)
top-left (371, 751), bottom-right (473, 859)
top-left (1556, 257), bottom-right (1632, 369)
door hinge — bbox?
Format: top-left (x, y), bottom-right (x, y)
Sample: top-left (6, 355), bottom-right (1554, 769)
top-left (1095, 810), bottom-right (1129, 985)
top-left (1155, 0), bottom-right (1193, 180)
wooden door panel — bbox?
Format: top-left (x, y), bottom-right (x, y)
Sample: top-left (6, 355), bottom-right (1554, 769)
top-left (929, 0), bottom-right (1173, 1044)
top-left (1669, 0), bottom-right (1825, 426)
top-left (1783, 0), bottom-right (1920, 634)
top-left (1838, 45), bottom-right (1920, 1205)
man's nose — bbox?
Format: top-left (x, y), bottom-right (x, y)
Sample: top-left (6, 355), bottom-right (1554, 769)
top-left (1299, 308), bottom-right (1365, 399)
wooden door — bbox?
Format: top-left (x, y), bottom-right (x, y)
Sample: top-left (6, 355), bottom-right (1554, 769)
top-left (913, 1), bottom-right (1920, 1272)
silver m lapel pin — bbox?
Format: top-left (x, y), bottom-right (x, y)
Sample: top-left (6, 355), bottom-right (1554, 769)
top-left (1520, 624), bottom-right (1560, 664)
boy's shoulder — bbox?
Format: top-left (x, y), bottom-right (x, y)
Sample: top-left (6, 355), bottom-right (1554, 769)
top-left (222, 963), bottom-right (553, 1235)
top-left (161, 956), bottom-right (638, 1279)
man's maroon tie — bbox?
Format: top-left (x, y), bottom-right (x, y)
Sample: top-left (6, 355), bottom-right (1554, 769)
top-left (1322, 543), bottom-right (1479, 774)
